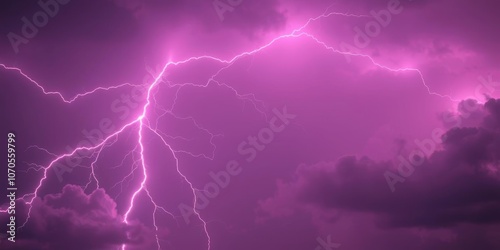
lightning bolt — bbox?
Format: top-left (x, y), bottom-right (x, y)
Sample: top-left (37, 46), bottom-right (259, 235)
top-left (1, 6), bottom-right (460, 250)
top-left (0, 63), bottom-right (144, 103)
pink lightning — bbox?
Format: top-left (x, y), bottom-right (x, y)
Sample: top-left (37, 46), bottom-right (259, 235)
top-left (0, 6), bottom-right (462, 250)
top-left (0, 63), bottom-right (144, 103)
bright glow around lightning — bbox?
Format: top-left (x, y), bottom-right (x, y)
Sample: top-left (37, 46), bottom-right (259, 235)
top-left (0, 7), bottom-right (462, 250)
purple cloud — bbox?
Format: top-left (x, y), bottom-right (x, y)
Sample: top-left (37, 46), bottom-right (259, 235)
top-left (1, 185), bottom-right (153, 250)
top-left (259, 98), bottom-right (500, 247)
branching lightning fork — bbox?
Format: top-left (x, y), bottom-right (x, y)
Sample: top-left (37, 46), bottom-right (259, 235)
top-left (0, 8), bottom-right (458, 250)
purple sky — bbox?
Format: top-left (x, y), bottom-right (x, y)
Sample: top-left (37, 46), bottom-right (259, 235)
top-left (1, 0), bottom-right (500, 249)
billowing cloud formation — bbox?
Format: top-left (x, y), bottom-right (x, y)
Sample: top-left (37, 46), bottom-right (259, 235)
top-left (259, 98), bottom-right (500, 240)
top-left (1, 185), bottom-right (151, 250)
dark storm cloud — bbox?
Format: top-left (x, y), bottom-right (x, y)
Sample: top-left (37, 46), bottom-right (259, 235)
top-left (1, 185), bottom-right (152, 250)
top-left (260, 98), bottom-right (500, 230)
top-left (483, 98), bottom-right (500, 129)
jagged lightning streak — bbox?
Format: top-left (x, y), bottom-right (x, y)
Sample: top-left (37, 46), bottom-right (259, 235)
top-left (1, 6), bottom-right (463, 250)
top-left (0, 63), bottom-right (143, 103)
top-left (110, 146), bottom-right (141, 199)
